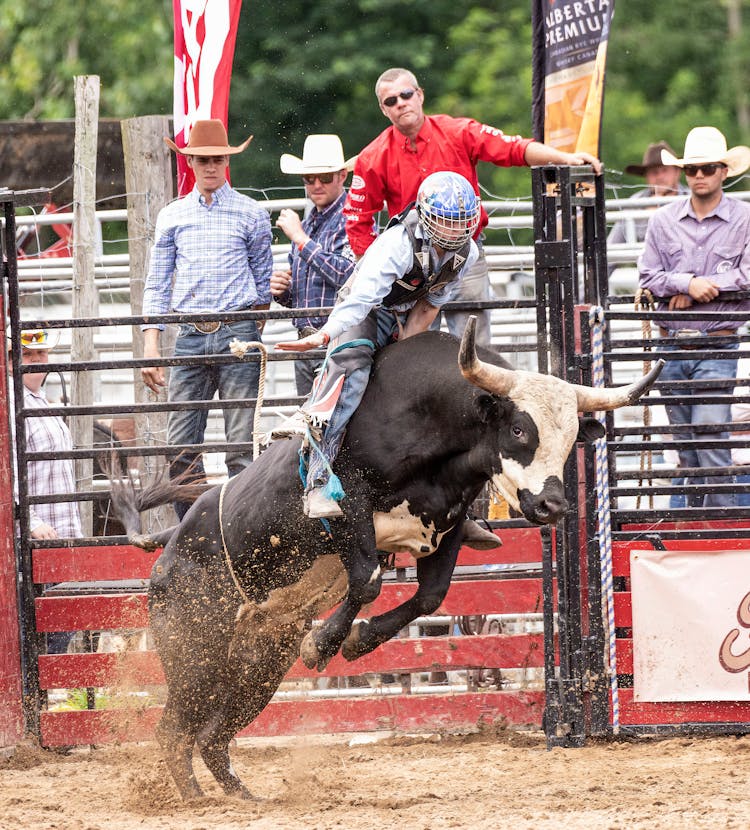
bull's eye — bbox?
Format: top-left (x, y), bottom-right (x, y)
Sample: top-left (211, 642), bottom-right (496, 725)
top-left (512, 425), bottom-right (525, 440)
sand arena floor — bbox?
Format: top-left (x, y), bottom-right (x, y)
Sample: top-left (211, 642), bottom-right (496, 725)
top-left (1, 728), bottom-right (749, 830)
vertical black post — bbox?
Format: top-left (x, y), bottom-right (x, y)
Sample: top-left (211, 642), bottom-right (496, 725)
top-left (2, 189), bottom-right (52, 740)
top-left (533, 165), bottom-right (608, 747)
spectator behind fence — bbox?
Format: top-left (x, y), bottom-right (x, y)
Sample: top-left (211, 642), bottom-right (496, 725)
top-left (8, 329), bottom-right (80, 654)
top-left (608, 141), bottom-right (687, 248)
top-left (271, 134), bottom-right (357, 396)
top-left (343, 66), bottom-right (602, 346)
top-left (731, 363), bottom-right (750, 507)
top-left (141, 120), bottom-right (273, 519)
top-left (638, 126), bottom-right (750, 508)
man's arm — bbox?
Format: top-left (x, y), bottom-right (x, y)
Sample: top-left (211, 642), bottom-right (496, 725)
top-left (277, 208), bottom-right (355, 289)
top-left (141, 328), bottom-right (165, 393)
top-left (523, 141), bottom-right (602, 174)
top-left (402, 296), bottom-right (440, 338)
top-left (343, 153), bottom-right (386, 257)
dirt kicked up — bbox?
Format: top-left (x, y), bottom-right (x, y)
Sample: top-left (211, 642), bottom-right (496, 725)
top-left (1, 729), bottom-right (749, 830)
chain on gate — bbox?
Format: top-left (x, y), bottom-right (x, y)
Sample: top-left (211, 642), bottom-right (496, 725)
top-left (634, 288), bottom-right (656, 510)
top-left (588, 307), bottom-right (620, 734)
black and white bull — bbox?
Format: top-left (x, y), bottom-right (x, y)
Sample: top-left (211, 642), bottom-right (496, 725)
top-left (112, 318), bottom-right (662, 799)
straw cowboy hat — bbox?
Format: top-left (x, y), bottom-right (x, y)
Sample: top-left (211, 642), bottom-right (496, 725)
top-left (661, 127), bottom-right (750, 178)
top-left (279, 134), bottom-right (357, 175)
top-left (6, 329), bottom-right (60, 351)
top-left (625, 141), bottom-right (679, 176)
top-left (164, 119), bottom-right (252, 156)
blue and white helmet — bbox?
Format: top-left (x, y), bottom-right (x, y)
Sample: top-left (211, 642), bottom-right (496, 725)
top-left (416, 171), bottom-right (481, 250)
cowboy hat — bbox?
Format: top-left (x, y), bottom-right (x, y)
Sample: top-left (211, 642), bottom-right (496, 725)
top-left (164, 119), bottom-right (252, 156)
top-left (625, 141), bottom-right (679, 176)
top-left (280, 134), bottom-right (357, 175)
top-left (661, 127), bottom-right (750, 178)
top-left (6, 329), bottom-right (60, 351)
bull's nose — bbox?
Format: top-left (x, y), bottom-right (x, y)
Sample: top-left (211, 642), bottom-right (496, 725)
top-left (533, 495), bottom-right (569, 523)
top-left (518, 479), bottom-right (569, 525)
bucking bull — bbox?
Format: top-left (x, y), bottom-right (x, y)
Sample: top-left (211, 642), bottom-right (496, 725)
top-left (111, 318), bottom-right (663, 799)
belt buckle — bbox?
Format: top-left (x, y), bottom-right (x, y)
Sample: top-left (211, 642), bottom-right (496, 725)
top-left (193, 321), bottom-right (221, 334)
top-left (674, 329), bottom-right (700, 339)
top-left (298, 326), bottom-right (317, 339)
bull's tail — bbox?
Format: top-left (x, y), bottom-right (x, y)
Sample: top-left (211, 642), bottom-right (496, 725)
top-left (110, 468), bottom-right (206, 551)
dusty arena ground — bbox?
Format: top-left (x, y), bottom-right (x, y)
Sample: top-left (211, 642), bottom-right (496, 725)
top-left (1, 728), bottom-right (749, 830)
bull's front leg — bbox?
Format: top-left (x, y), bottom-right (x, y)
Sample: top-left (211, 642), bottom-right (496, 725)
top-left (300, 516), bottom-right (382, 671)
top-left (341, 523), bottom-right (462, 662)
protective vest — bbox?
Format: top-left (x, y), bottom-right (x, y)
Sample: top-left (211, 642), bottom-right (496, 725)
top-left (380, 206), bottom-right (472, 309)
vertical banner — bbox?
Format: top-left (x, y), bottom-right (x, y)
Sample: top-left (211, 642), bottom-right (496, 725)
top-left (530, 0), bottom-right (614, 156)
top-left (173, 0), bottom-right (243, 196)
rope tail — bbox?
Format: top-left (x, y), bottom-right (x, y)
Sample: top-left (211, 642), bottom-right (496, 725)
top-left (589, 306), bottom-right (620, 735)
top-left (634, 288), bottom-right (655, 510)
top-left (229, 338), bottom-right (268, 460)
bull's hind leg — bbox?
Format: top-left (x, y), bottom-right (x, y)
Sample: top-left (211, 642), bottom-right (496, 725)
top-left (194, 635), bottom-right (299, 797)
top-left (155, 700), bottom-right (204, 800)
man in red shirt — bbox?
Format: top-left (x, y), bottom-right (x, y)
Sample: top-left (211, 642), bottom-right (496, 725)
top-left (344, 67), bottom-right (602, 344)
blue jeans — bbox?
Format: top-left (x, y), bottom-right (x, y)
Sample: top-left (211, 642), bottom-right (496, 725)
top-left (660, 346), bottom-right (739, 508)
top-left (305, 307), bottom-right (403, 491)
top-left (431, 244), bottom-right (491, 346)
top-left (168, 320), bottom-right (261, 517)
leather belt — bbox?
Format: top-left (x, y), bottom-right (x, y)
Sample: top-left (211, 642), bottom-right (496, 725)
top-left (189, 308), bottom-right (255, 335)
top-left (659, 327), bottom-right (737, 349)
top-left (191, 321), bottom-right (222, 334)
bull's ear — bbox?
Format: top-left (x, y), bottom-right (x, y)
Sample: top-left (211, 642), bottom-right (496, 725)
top-left (577, 416), bottom-right (605, 442)
top-left (475, 393), bottom-right (499, 423)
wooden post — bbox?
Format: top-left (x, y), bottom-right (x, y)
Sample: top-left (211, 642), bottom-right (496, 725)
top-left (121, 115), bottom-right (176, 528)
top-left (71, 75), bottom-right (100, 536)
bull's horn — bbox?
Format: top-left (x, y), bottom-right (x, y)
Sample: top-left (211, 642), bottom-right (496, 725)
top-left (573, 359), bottom-right (665, 411)
top-left (459, 315), bottom-right (516, 396)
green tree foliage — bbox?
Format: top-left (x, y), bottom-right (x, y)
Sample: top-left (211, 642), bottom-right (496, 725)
top-left (0, 0), bottom-right (748, 201)
top-left (0, 0), bottom-right (172, 120)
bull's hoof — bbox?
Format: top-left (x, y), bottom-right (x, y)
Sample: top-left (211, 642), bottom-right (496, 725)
top-left (300, 629), bottom-right (331, 671)
top-left (130, 533), bottom-right (159, 552)
top-left (224, 782), bottom-right (254, 800)
top-left (341, 621), bottom-right (366, 662)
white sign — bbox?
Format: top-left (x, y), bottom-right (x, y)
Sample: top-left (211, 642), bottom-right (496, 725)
top-left (631, 548), bottom-right (750, 702)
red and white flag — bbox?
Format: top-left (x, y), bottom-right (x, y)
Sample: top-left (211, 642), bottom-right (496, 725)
top-left (172, 0), bottom-right (243, 196)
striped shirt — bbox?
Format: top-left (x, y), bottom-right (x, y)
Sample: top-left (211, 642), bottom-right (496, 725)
top-left (16, 383), bottom-right (82, 538)
top-left (277, 191), bottom-right (356, 330)
top-left (143, 182), bottom-right (273, 327)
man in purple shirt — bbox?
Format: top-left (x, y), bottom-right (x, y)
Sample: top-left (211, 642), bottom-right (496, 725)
top-left (638, 126), bottom-right (750, 508)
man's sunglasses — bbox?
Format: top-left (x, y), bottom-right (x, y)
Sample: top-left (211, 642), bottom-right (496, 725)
top-left (302, 172), bottom-right (336, 185)
top-left (20, 330), bottom-right (50, 347)
top-left (683, 163), bottom-right (726, 177)
top-left (381, 88), bottom-right (416, 108)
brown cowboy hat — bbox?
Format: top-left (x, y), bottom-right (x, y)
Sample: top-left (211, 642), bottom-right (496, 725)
top-left (164, 119), bottom-right (253, 156)
top-left (624, 141), bottom-right (679, 176)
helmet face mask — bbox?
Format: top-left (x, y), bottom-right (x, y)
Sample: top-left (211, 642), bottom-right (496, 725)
top-left (416, 171), bottom-right (480, 250)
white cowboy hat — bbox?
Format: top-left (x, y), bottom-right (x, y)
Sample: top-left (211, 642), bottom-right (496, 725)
top-left (280, 134), bottom-right (357, 175)
top-left (6, 329), bottom-right (60, 351)
top-left (661, 126), bottom-right (750, 178)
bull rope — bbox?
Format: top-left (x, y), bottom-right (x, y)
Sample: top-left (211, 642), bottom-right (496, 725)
top-left (218, 479), bottom-right (250, 604)
top-left (215, 338), bottom-right (270, 605)
top-left (588, 306), bottom-right (620, 734)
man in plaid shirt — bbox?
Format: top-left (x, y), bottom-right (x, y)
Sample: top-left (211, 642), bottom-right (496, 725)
top-left (142, 120), bottom-right (273, 518)
top-left (272, 134), bottom-right (357, 395)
